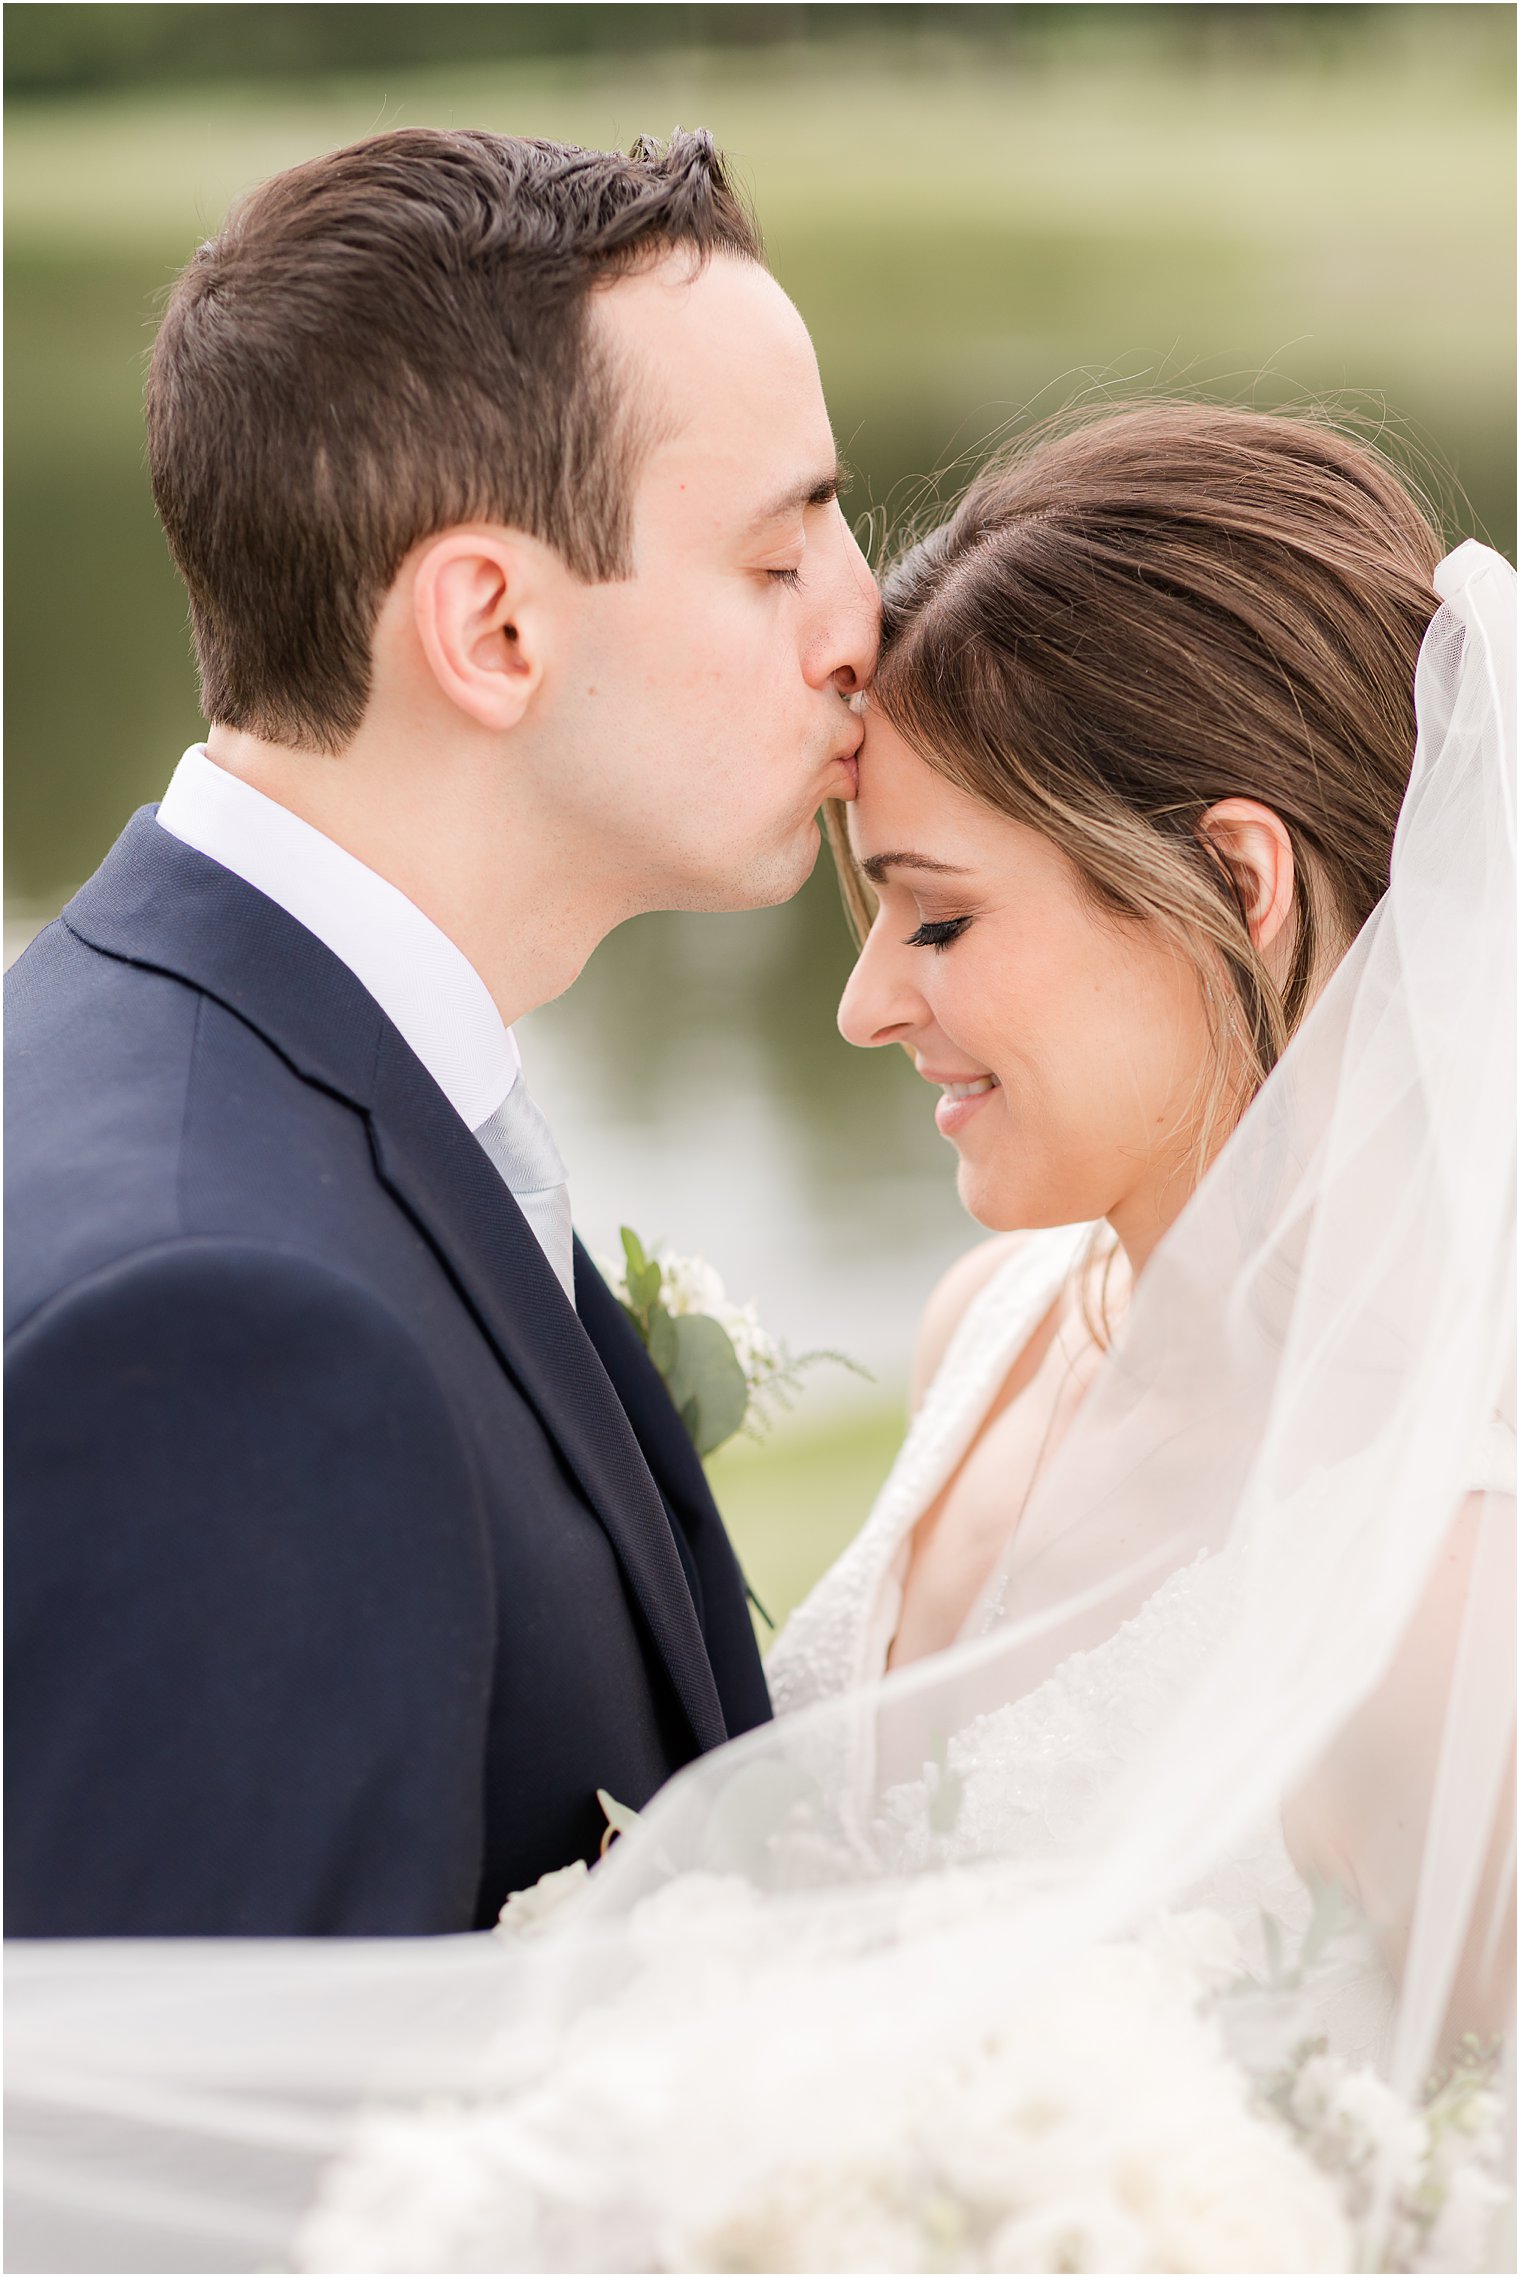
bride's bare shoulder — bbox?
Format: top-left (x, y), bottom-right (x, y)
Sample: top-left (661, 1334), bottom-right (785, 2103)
top-left (910, 1233), bottom-right (1032, 1410)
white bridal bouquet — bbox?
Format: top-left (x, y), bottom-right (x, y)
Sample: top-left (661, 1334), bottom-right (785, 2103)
top-left (300, 1873), bottom-right (1506, 2275)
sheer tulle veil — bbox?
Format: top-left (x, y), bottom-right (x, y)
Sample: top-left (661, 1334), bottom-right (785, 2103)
top-left (6, 541), bottom-right (1514, 2275)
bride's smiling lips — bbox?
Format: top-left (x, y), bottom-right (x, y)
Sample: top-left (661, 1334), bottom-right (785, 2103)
top-left (917, 1061), bottom-right (1001, 1138)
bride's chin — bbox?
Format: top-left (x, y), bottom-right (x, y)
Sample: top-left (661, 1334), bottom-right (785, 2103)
top-left (955, 1150), bottom-right (1084, 1235)
top-left (954, 1159), bottom-right (1027, 1232)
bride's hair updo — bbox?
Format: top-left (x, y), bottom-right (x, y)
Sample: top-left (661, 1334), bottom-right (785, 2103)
top-left (842, 401), bottom-right (1447, 1140)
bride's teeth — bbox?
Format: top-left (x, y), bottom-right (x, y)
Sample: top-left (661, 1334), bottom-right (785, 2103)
top-left (942, 1077), bottom-right (997, 1100)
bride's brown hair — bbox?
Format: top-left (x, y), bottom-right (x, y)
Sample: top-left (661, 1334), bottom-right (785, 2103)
top-left (830, 401), bottom-right (1446, 1168)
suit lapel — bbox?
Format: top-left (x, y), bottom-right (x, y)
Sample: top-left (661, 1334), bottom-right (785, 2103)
top-left (577, 1253), bottom-right (723, 1537)
top-left (366, 1027), bottom-right (728, 1753)
top-left (63, 813), bottom-right (728, 1756)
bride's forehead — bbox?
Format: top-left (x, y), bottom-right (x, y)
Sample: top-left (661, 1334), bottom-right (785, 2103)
top-left (857, 711), bottom-right (946, 794)
top-left (853, 718), bottom-right (991, 836)
top-left (849, 729), bottom-right (1067, 889)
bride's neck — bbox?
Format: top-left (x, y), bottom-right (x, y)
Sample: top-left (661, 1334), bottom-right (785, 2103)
top-left (1105, 1199), bottom-right (1172, 1281)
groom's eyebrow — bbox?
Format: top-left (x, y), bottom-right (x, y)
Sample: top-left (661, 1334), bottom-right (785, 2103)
top-left (859, 853), bottom-right (971, 884)
top-left (745, 462), bottom-right (850, 534)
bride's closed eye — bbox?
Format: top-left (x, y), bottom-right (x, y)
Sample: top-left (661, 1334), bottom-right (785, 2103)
top-left (906, 915), bottom-right (972, 951)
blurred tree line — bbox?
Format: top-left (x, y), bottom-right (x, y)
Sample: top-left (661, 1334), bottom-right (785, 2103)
top-left (5, 1), bottom-right (1510, 101)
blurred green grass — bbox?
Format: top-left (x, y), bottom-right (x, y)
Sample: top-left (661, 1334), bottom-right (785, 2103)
top-left (708, 1400), bottom-right (907, 1639)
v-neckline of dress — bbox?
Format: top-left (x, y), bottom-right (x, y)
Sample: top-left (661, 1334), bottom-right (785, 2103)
top-left (766, 1222), bottom-right (1095, 1721)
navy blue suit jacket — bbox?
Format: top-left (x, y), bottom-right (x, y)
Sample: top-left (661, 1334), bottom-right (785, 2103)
top-left (5, 811), bottom-right (772, 1936)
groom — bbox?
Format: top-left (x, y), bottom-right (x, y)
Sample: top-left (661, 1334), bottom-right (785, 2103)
top-left (5, 128), bottom-right (876, 1936)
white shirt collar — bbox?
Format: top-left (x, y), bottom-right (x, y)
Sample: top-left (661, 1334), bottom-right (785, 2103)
top-left (156, 746), bottom-right (520, 1131)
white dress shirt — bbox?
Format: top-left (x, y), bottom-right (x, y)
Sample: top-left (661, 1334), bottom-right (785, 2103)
top-left (156, 746), bottom-right (574, 1301)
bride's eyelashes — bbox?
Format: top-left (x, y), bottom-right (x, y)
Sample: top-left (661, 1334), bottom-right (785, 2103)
top-left (906, 915), bottom-right (972, 952)
top-left (766, 566), bottom-right (803, 590)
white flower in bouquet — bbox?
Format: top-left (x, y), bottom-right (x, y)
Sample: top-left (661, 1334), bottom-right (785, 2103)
top-left (493, 1859), bottom-right (589, 1940)
top-left (299, 1880), bottom-right (1355, 2276)
top-left (301, 1835), bottom-right (1506, 2277)
top-left (1415, 2050), bottom-right (1510, 2273)
top-left (1141, 1905), bottom-right (1247, 1995)
top-left (1274, 2036), bottom-right (1510, 2274)
top-left (1287, 2051), bottom-right (1430, 2188)
top-left (494, 1795), bottom-right (644, 1940)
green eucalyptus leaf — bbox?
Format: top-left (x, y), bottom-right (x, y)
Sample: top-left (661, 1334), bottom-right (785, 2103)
top-left (629, 1258), bottom-right (662, 1313)
top-left (618, 1299), bottom-right (651, 1349)
top-left (1260, 1908), bottom-right (1285, 1985)
top-left (647, 1301), bottom-right (678, 1377)
top-left (1298, 1876), bottom-right (1348, 1974)
top-left (667, 1313), bottom-right (749, 1457)
top-left (619, 1227), bottom-right (648, 1279)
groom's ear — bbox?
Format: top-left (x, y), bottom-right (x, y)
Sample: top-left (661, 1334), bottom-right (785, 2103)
top-left (408, 527), bottom-right (567, 733)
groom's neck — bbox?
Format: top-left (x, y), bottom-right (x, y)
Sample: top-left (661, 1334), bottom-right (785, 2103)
top-left (202, 721), bottom-right (627, 1029)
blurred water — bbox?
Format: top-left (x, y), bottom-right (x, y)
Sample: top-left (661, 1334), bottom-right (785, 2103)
top-left (6, 31), bottom-right (1513, 1394)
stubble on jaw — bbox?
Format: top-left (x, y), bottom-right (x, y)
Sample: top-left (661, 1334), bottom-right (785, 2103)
top-left (672, 813), bottom-right (825, 917)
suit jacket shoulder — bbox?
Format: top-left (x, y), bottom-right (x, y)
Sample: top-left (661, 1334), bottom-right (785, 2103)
top-left (6, 1233), bottom-right (494, 1934)
top-left (5, 815), bottom-right (770, 1935)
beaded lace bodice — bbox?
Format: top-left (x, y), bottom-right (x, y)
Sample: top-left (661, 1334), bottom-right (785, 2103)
top-left (765, 1228), bottom-right (1391, 2054)
top-left (767, 1224), bottom-right (1091, 1721)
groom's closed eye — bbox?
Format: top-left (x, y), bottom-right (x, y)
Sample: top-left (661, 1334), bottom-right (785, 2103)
top-left (744, 461), bottom-right (851, 539)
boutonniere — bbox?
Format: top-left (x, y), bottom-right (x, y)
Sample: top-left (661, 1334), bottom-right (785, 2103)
top-left (602, 1227), bottom-right (865, 1460)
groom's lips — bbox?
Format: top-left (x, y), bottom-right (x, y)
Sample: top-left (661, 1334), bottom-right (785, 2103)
top-left (824, 721), bottom-right (865, 799)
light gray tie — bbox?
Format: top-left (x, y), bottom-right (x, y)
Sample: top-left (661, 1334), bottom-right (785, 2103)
top-left (473, 1074), bottom-right (576, 1309)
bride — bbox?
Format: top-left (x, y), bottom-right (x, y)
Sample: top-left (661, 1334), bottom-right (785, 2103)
top-left (769, 409), bottom-right (1514, 2012)
top-left (7, 403), bottom-right (1514, 2276)
top-left (781, 398), bottom-right (1509, 1702)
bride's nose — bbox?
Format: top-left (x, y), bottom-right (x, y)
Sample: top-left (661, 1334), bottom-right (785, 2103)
top-left (837, 922), bottom-right (924, 1050)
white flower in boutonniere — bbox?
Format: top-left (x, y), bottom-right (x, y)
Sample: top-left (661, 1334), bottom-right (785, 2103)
top-left (599, 1228), bottom-right (867, 1461)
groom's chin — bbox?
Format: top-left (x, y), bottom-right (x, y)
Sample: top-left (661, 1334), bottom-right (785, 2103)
top-left (683, 817), bottom-right (822, 914)
top-left (754, 816), bottom-right (823, 907)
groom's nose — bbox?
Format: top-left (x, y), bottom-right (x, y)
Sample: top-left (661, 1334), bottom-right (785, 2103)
top-left (806, 514), bottom-right (880, 698)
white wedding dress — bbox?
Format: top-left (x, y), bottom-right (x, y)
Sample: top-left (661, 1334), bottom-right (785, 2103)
top-left (769, 1223), bottom-right (1093, 1717)
top-left (768, 1223), bottom-right (1514, 2061)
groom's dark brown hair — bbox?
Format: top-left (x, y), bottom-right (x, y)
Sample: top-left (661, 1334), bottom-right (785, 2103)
top-left (146, 127), bottom-right (762, 751)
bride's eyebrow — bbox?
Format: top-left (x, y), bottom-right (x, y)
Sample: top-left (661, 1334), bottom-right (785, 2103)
top-left (859, 852), bottom-right (971, 885)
